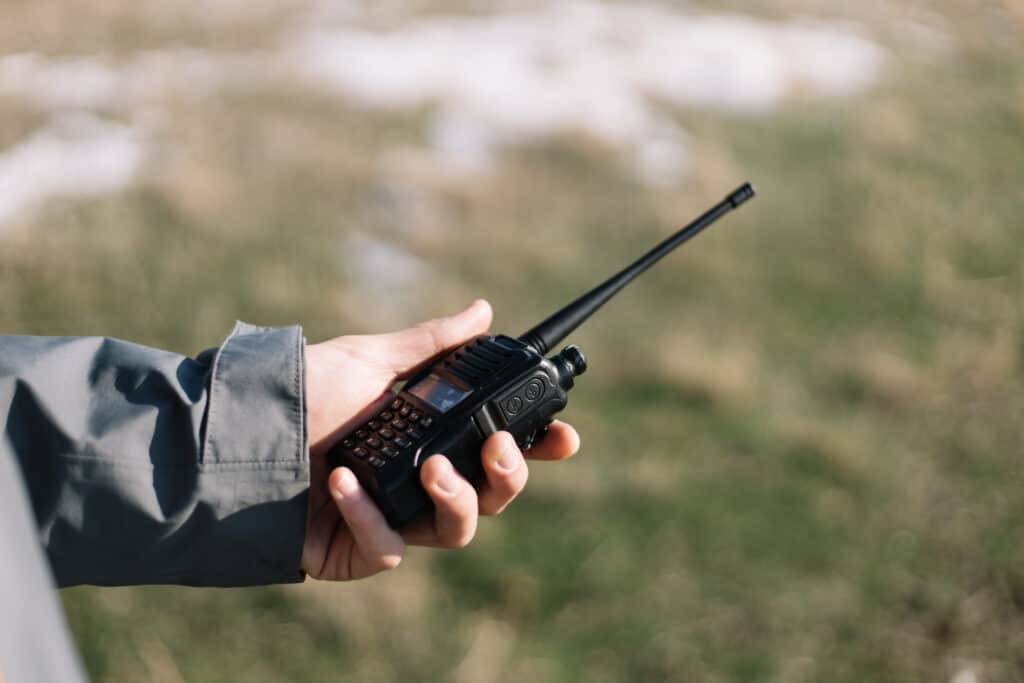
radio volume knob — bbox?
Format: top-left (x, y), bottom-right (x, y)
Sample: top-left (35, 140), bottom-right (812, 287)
top-left (560, 346), bottom-right (587, 376)
top-left (552, 345), bottom-right (587, 390)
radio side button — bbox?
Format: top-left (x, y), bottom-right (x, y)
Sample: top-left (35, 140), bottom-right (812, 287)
top-left (524, 379), bottom-right (544, 401)
top-left (472, 406), bottom-right (500, 437)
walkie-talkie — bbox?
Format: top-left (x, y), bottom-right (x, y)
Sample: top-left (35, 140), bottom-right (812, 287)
top-left (327, 182), bottom-right (756, 527)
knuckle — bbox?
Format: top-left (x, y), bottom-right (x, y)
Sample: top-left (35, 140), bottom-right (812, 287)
top-left (499, 463), bottom-right (528, 495)
top-left (342, 499), bottom-right (374, 527)
top-left (412, 321), bottom-right (447, 353)
top-left (486, 465), bottom-right (512, 491)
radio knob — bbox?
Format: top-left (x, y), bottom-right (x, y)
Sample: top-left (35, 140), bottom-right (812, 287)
top-left (552, 345), bottom-right (587, 390)
top-left (559, 346), bottom-right (587, 376)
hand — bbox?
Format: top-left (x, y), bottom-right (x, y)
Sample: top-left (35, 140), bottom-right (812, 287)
top-left (301, 300), bottom-right (580, 580)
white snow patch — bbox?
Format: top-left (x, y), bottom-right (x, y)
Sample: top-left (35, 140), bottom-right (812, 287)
top-left (338, 231), bottom-right (435, 322)
top-left (341, 231), bottom-right (430, 286)
top-left (0, 49), bottom-right (279, 110)
top-left (0, 113), bottom-right (145, 226)
top-left (951, 666), bottom-right (979, 683)
top-left (0, 49), bottom-right (276, 229)
top-left (0, 2), bottom-right (889, 204)
top-left (0, 53), bottom-right (121, 110)
top-left (293, 2), bottom-right (886, 180)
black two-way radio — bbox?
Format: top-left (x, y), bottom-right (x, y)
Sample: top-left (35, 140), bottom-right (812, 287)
top-left (327, 182), bottom-right (756, 527)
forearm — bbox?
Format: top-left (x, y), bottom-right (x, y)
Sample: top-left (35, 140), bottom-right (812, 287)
top-left (0, 323), bottom-right (309, 587)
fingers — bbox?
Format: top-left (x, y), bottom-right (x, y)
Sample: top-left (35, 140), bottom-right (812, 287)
top-left (477, 431), bottom-right (529, 515)
top-left (372, 299), bottom-right (493, 377)
top-left (397, 423), bottom-right (579, 547)
top-left (313, 424), bottom-right (558, 578)
top-left (402, 455), bottom-right (478, 548)
top-left (524, 420), bottom-right (580, 461)
top-left (328, 467), bottom-right (406, 576)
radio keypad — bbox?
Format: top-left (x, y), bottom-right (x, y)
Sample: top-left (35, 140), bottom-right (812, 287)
top-left (341, 395), bottom-right (436, 469)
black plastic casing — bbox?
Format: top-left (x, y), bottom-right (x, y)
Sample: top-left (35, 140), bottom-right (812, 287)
top-left (326, 334), bottom-right (579, 527)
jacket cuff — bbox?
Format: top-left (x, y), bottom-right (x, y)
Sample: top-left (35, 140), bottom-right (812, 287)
top-left (199, 322), bottom-right (309, 586)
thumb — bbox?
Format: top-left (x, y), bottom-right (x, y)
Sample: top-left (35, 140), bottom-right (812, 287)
top-left (371, 299), bottom-right (493, 377)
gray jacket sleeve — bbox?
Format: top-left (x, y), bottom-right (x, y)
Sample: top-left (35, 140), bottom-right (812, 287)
top-left (0, 322), bottom-right (309, 587)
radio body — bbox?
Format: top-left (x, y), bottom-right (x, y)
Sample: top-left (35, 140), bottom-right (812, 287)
top-left (327, 335), bottom-right (585, 527)
top-left (327, 183), bottom-right (755, 528)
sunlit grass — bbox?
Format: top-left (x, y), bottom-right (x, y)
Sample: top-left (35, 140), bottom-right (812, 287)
top-left (0, 0), bottom-right (1022, 681)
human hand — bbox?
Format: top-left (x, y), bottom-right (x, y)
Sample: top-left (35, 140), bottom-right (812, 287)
top-left (301, 300), bottom-right (580, 580)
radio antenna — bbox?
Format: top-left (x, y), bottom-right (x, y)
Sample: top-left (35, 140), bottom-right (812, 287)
top-left (519, 182), bottom-right (755, 354)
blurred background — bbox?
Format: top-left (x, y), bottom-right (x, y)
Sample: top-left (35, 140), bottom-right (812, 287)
top-left (1, 0), bottom-right (1022, 680)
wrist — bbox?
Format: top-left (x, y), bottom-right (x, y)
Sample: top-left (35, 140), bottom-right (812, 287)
top-left (304, 343), bottom-right (332, 454)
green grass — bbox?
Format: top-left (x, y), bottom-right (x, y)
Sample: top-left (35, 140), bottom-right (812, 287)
top-left (2, 1), bottom-right (1024, 681)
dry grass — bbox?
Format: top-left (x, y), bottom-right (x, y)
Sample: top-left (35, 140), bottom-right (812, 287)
top-left (2, 0), bottom-right (1022, 681)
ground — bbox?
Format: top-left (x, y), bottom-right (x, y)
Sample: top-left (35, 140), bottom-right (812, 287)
top-left (1, 0), bottom-right (1023, 681)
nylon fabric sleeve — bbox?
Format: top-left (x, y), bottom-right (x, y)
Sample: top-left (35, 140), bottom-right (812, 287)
top-left (0, 322), bottom-right (309, 587)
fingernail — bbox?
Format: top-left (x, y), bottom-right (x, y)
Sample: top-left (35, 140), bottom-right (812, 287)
top-left (434, 462), bottom-right (459, 496)
top-left (495, 435), bottom-right (518, 471)
top-left (332, 468), bottom-right (358, 498)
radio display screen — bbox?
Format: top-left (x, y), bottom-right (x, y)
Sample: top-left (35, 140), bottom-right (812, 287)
top-left (407, 374), bottom-right (471, 413)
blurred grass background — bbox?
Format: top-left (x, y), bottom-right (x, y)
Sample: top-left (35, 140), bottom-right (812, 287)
top-left (1, 0), bottom-right (1023, 681)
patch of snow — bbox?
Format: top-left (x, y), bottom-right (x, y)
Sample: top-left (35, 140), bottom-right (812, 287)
top-left (0, 113), bottom-right (145, 226)
top-left (951, 666), bottom-right (979, 683)
top-left (0, 1), bottom-right (890, 209)
top-left (0, 53), bottom-right (121, 110)
top-left (341, 231), bottom-right (430, 286)
top-left (292, 1), bottom-right (886, 180)
top-left (634, 119), bottom-right (690, 187)
top-left (0, 49), bottom-right (279, 229)
top-left (0, 49), bottom-right (279, 111)
top-left (338, 230), bottom-right (436, 323)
